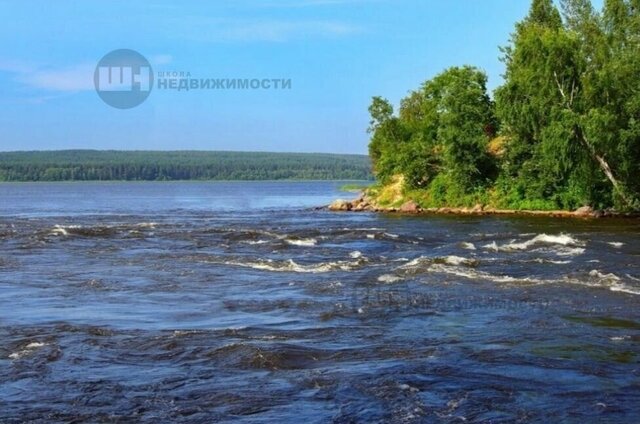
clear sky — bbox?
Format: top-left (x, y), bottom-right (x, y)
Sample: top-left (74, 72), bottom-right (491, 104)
top-left (0, 0), bottom-right (579, 154)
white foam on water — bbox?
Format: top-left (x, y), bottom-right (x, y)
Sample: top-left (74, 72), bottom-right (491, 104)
top-left (378, 274), bottom-right (403, 283)
top-left (563, 271), bottom-right (640, 295)
top-left (50, 222), bottom-right (156, 236)
top-left (483, 234), bottom-right (585, 256)
top-left (219, 258), bottom-right (366, 274)
top-left (426, 264), bottom-right (542, 284)
top-left (398, 383), bottom-right (419, 392)
top-left (503, 234), bottom-right (580, 250)
top-left (483, 241), bottom-right (499, 252)
top-left (460, 242), bottom-right (476, 250)
top-left (443, 255), bottom-right (474, 266)
top-left (136, 222), bottom-right (157, 228)
top-left (400, 255), bottom-right (477, 270)
top-left (608, 284), bottom-right (640, 295)
top-left (366, 234), bottom-right (376, 239)
top-left (394, 254), bottom-right (640, 296)
top-left (285, 238), bottom-right (317, 247)
top-left (9, 342), bottom-right (47, 360)
top-left (608, 242), bottom-right (624, 248)
top-left (610, 336), bottom-right (631, 342)
top-left (556, 247), bottom-right (586, 256)
top-left (589, 270), bottom-right (621, 281)
top-left (349, 251), bottom-right (363, 259)
top-left (50, 225), bottom-right (78, 236)
top-left (243, 240), bottom-right (269, 245)
top-left (529, 258), bottom-right (572, 265)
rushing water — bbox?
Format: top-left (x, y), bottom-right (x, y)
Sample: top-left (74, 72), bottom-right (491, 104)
top-left (1, 181), bottom-right (639, 423)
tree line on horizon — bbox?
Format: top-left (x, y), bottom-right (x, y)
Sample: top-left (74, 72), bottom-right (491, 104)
top-left (368, 0), bottom-right (640, 211)
top-left (0, 150), bottom-right (373, 182)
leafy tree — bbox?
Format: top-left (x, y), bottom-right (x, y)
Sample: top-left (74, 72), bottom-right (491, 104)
top-left (367, 66), bottom-right (496, 197)
top-left (426, 66), bottom-right (497, 192)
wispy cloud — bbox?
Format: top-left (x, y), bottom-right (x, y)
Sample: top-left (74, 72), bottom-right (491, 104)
top-left (0, 54), bottom-right (172, 94)
top-left (173, 18), bottom-right (361, 42)
top-left (17, 63), bottom-right (95, 91)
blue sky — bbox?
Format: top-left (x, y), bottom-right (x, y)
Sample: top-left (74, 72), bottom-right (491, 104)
top-left (0, 0), bottom-right (577, 153)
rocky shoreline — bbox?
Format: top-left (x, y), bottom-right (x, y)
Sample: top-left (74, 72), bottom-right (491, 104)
top-left (328, 193), bottom-right (640, 219)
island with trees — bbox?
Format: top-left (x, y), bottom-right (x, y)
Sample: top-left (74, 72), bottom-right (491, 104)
top-left (356, 0), bottom-right (640, 216)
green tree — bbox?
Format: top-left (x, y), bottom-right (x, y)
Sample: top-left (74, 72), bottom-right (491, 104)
top-left (367, 66), bottom-right (496, 196)
top-left (426, 66), bottom-right (497, 192)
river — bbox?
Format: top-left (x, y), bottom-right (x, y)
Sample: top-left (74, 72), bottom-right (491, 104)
top-left (1, 181), bottom-right (639, 422)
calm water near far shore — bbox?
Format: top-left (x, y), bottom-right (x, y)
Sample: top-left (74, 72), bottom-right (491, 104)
top-left (1, 181), bottom-right (639, 422)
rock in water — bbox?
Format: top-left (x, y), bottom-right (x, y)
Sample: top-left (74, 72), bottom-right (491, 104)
top-left (574, 206), bottom-right (594, 217)
top-left (400, 200), bottom-right (420, 213)
top-left (329, 199), bottom-right (352, 211)
top-left (472, 204), bottom-right (484, 213)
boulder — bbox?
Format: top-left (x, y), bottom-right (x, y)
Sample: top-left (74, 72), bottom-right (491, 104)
top-left (574, 205), bottom-right (594, 217)
top-left (328, 199), bottom-right (352, 211)
top-left (353, 201), bottom-right (371, 212)
top-left (400, 200), bottom-right (420, 213)
top-left (472, 204), bottom-right (484, 213)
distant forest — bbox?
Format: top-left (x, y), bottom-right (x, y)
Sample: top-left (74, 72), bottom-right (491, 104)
top-left (0, 150), bottom-right (373, 182)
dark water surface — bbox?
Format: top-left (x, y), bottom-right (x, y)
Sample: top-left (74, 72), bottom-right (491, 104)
top-left (1, 182), bottom-right (639, 423)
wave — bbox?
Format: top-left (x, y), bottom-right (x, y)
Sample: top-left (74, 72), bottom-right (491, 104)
top-left (608, 285), bottom-right (640, 295)
top-left (401, 255), bottom-right (478, 269)
top-left (460, 242), bottom-right (476, 250)
top-left (414, 264), bottom-right (639, 294)
top-left (242, 240), bottom-right (270, 245)
top-left (562, 271), bottom-right (640, 295)
top-left (202, 257), bottom-right (368, 273)
top-left (588, 270), bottom-right (620, 281)
top-left (425, 263), bottom-right (545, 284)
top-left (48, 222), bottom-right (157, 237)
top-left (227, 229), bottom-right (320, 247)
top-left (9, 342), bottom-right (47, 360)
top-left (482, 233), bottom-right (585, 256)
top-left (378, 274), bottom-right (403, 283)
top-left (284, 238), bottom-right (317, 247)
top-left (391, 255), bottom-right (639, 295)
top-left (527, 258), bottom-right (572, 265)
